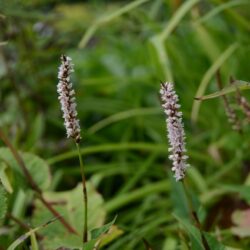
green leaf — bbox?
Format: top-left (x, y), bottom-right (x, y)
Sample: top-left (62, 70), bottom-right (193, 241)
top-left (0, 147), bottom-right (51, 190)
top-left (237, 186), bottom-right (250, 202)
top-left (91, 215), bottom-right (117, 239)
top-left (0, 162), bottom-right (13, 193)
top-left (169, 177), bottom-right (189, 219)
top-left (162, 237), bottom-right (177, 250)
top-left (83, 239), bottom-right (97, 250)
top-left (82, 225), bottom-right (123, 250)
top-left (98, 225), bottom-right (123, 248)
top-left (174, 214), bottom-right (226, 250)
top-left (0, 182), bottom-right (7, 223)
top-left (174, 214), bottom-right (204, 250)
top-left (195, 80), bottom-right (250, 101)
top-left (32, 183), bottom-right (106, 249)
top-left (204, 233), bottom-right (225, 250)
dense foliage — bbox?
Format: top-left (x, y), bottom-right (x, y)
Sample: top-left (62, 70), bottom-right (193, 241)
top-left (0, 0), bottom-right (250, 249)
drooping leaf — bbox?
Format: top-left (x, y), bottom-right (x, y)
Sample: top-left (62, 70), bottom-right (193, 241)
top-left (0, 147), bottom-right (51, 191)
top-left (195, 80), bottom-right (250, 101)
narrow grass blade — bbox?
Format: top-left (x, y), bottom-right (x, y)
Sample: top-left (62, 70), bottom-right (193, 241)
top-left (195, 80), bottom-right (250, 101)
top-left (173, 214), bottom-right (204, 250)
top-left (104, 180), bottom-right (169, 212)
top-left (47, 143), bottom-right (167, 164)
top-left (47, 143), bottom-right (211, 165)
top-left (78, 0), bottom-right (150, 48)
top-left (118, 153), bottom-right (158, 194)
top-left (149, 38), bottom-right (173, 82)
top-left (191, 43), bottom-right (238, 122)
top-left (7, 217), bottom-right (58, 250)
top-left (192, 20), bottom-right (220, 62)
top-left (91, 215), bottom-right (117, 239)
top-left (212, 0), bottom-right (250, 30)
top-left (159, 0), bottom-right (200, 41)
top-left (197, 0), bottom-right (250, 24)
top-left (149, 0), bottom-right (200, 81)
top-left (88, 108), bottom-right (161, 134)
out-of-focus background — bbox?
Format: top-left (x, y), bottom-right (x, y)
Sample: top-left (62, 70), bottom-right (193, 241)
top-left (1, 0), bottom-right (250, 249)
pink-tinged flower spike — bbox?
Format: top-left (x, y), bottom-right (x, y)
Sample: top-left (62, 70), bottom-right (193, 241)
top-left (57, 55), bottom-right (81, 143)
top-left (160, 82), bottom-right (189, 181)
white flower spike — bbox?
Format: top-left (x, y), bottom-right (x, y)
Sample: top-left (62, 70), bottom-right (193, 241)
top-left (57, 55), bottom-right (81, 143)
top-left (160, 82), bottom-right (189, 181)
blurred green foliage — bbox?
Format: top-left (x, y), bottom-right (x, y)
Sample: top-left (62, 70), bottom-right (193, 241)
top-left (1, 0), bottom-right (250, 249)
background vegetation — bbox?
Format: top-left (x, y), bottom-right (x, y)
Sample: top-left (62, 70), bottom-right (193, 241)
top-left (0, 0), bottom-right (250, 249)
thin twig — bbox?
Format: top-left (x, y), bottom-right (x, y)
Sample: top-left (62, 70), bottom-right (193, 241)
top-left (0, 128), bottom-right (78, 235)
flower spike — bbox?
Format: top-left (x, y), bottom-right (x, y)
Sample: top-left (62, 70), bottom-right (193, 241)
top-left (57, 55), bottom-right (81, 143)
top-left (160, 82), bottom-right (189, 181)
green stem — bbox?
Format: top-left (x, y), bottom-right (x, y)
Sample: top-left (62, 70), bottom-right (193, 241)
top-left (30, 232), bottom-right (39, 250)
top-left (76, 143), bottom-right (88, 243)
top-left (182, 180), bottom-right (210, 250)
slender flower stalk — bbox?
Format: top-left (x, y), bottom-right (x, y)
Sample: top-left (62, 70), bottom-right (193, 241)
top-left (160, 82), bottom-right (210, 249)
top-left (160, 82), bottom-right (189, 181)
top-left (57, 55), bottom-right (88, 243)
